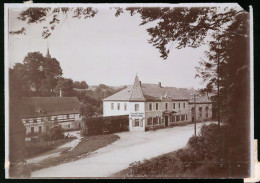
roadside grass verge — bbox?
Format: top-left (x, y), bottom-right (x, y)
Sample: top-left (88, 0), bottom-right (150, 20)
top-left (25, 137), bottom-right (76, 158)
top-left (112, 123), bottom-right (229, 178)
top-left (27, 134), bottom-right (120, 173)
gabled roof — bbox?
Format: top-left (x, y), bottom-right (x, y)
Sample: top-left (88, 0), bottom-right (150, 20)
top-left (16, 97), bottom-right (81, 118)
top-left (103, 77), bottom-right (212, 103)
top-left (102, 85), bottom-right (133, 101)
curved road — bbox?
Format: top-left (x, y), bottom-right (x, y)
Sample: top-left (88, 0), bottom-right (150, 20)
top-left (31, 122), bottom-right (214, 178)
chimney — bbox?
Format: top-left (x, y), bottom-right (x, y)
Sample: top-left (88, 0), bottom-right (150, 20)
top-left (139, 81), bottom-right (142, 86)
top-left (59, 89), bottom-right (62, 97)
top-left (159, 82), bottom-right (161, 88)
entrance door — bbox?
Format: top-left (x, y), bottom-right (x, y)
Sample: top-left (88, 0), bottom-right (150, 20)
top-left (165, 116), bottom-right (168, 127)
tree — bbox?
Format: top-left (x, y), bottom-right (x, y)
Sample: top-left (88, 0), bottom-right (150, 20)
top-left (80, 81), bottom-right (88, 89)
top-left (73, 80), bottom-right (88, 89)
top-left (195, 12), bottom-right (250, 176)
top-left (10, 6), bottom-right (250, 176)
top-left (10, 7), bottom-right (243, 59)
top-left (54, 78), bottom-right (74, 97)
top-left (9, 63), bottom-right (30, 98)
top-left (9, 52), bottom-right (63, 98)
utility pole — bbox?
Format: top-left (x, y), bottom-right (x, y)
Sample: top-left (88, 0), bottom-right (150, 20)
top-left (191, 93), bottom-right (200, 136)
top-left (194, 93), bottom-right (197, 136)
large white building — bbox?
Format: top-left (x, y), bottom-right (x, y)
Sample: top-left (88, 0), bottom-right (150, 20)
top-left (103, 76), bottom-right (212, 132)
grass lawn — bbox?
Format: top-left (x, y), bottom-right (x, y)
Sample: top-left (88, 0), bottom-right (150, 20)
top-left (27, 134), bottom-right (119, 173)
top-left (25, 137), bottom-right (76, 158)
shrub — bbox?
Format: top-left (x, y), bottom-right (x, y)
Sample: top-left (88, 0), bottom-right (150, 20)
top-left (117, 123), bottom-right (228, 178)
top-left (81, 116), bottom-right (129, 135)
top-left (40, 125), bottom-right (64, 141)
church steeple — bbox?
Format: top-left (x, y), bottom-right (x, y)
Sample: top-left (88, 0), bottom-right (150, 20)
top-left (46, 41), bottom-right (51, 59)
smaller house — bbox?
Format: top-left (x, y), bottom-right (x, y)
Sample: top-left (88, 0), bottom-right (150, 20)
top-left (18, 97), bottom-right (82, 135)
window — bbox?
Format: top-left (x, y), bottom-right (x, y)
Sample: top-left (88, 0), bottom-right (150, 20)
top-left (199, 107), bottom-right (202, 117)
top-left (117, 103), bottom-right (120, 110)
top-left (124, 103), bottom-right (127, 111)
top-left (153, 117), bottom-right (158, 125)
top-left (25, 119), bottom-right (29, 123)
top-left (165, 103), bottom-right (168, 110)
top-left (111, 103), bottom-right (114, 110)
top-left (54, 117), bottom-right (58, 122)
top-left (33, 119), bottom-right (37, 123)
top-left (67, 114), bottom-right (70, 119)
top-left (173, 103), bottom-right (175, 109)
top-left (205, 107), bottom-right (209, 117)
top-left (68, 124), bottom-right (71, 128)
top-left (178, 103), bottom-right (181, 109)
top-left (176, 115), bottom-right (180, 122)
top-left (39, 126), bottom-right (42, 133)
top-left (135, 119), bottom-right (139, 126)
top-left (191, 107), bottom-right (195, 115)
top-left (181, 114), bottom-right (185, 121)
top-left (183, 102), bottom-right (186, 108)
top-left (148, 117), bottom-right (153, 125)
top-left (135, 104), bottom-right (139, 111)
top-left (172, 115), bottom-right (176, 122)
top-left (156, 103), bottom-right (159, 110)
top-left (149, 103), bottom-right (152, 111)
top-left (159, 117), bottom-right (161, 124)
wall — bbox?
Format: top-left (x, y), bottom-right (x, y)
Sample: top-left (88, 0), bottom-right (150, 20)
top-left (103, 101), bottom-right (129, 117)
top-left (187, 103), bottom-right (213, 122)
top-left (21, 113), bottom-right (82, 135)
top-left (144, 101), bottom-right (189, 127)
top-left (128, 102), bottom-right (145, 131)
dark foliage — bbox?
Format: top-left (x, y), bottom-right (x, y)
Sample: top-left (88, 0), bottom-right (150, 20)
top-left (81, 116), bottom-right (129, 135)
top-left (9, 52), bottom-right (63, 98)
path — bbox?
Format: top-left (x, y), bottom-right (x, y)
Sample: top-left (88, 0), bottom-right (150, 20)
top-left (31, 122), bottom-right (215, 177)
top-left (26, 130), bottom-right (82, 164)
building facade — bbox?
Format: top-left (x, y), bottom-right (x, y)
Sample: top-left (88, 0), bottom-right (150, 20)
top-left (103, 76), bottom-right (212, 132)
top-left (18, 97), bottom-right (82, 135)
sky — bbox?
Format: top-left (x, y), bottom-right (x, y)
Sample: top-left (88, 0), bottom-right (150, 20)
top-left (8, 6), bottom-right (214, 89)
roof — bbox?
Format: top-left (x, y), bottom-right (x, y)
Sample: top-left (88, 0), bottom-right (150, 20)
top-left (16, 97), bottom-right (81, 118)
top-left (103, 76), bottom-right (212, 103)
top-left (163, 110), bottom-right (177, 114)
top-left (129, 75), bottom-right (146, 101)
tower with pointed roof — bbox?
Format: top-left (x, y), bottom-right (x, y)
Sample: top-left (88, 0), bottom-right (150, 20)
top-left (129, 75), bottom-right (146, 102)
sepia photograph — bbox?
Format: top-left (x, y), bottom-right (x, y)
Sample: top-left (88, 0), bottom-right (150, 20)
top-left (4, 3), bottom-right (253, 179)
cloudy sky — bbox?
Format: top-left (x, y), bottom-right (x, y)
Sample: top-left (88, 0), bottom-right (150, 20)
top-left (8, 6), bottom-right (213, 89)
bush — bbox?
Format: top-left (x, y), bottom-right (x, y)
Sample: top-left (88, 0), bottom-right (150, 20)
top-left (81, 116), bottom-right (129, 135)
top-left (126, 153), bottom-right (184, 177)
top-left (116, 123), bottom-right (228, 178)
top-left (40, 125), bottom-right (64, 141)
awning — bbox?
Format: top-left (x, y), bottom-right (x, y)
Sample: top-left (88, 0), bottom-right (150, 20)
top-left (163, 110), bottom-right (177, 115)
